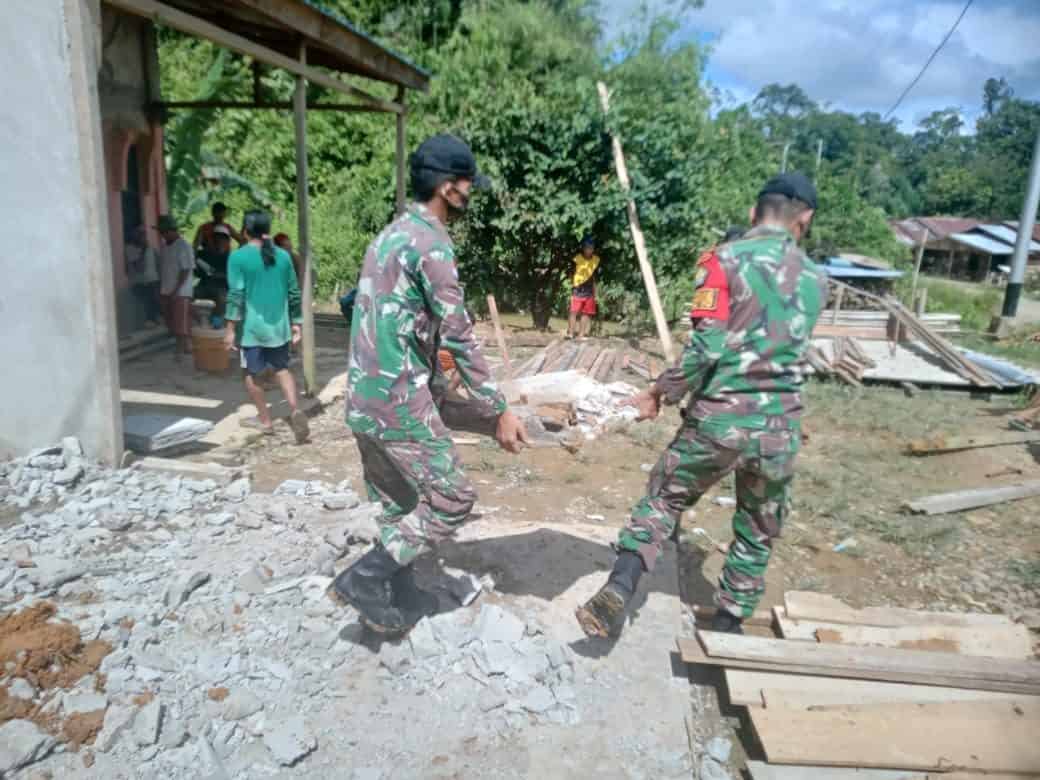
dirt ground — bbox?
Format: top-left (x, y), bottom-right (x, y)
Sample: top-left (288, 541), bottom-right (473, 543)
top-left (241, 370), bottom-right (1040, 626)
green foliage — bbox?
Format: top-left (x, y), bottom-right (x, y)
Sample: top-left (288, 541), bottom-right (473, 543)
top-left (918, 280), bottom-right (1001, 332)
top-left (155, 1), bottom-right (1040, 327)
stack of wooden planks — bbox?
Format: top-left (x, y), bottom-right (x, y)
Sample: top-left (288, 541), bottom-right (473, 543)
top-left (506, 338), bottom-right (664, 385)
top-left (813, 311), bottom-right (962, 339)
top-left (806, 337), bottom-right (877, 385)
top-left (679, 591), bottom-right (1040, 778)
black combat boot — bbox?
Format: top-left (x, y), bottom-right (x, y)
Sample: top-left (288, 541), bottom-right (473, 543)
top-left (575, 551), bottom-right (644, 638)
top-left (709, 610), bottom-right (744, 635)
top-left (329, 545), bottom-right (408, 633)
top-left (391, 565), bottom-right (440, 627)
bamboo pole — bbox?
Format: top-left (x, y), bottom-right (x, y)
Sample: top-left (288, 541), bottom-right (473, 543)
top-left (486, 294), bottom-right (511, 373)
top-left (294, 42), bottom-right (316, 395)
top-left (395, 86), bottom-right (407, 215)
top-left (596, 81), bottom-right (675, 363)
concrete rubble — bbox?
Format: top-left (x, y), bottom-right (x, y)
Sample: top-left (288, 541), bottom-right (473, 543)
top-left (0, 439), bottom-right (617, 779)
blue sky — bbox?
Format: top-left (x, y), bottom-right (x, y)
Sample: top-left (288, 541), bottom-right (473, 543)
top-left (599, 0), bottom-right (1040, 131)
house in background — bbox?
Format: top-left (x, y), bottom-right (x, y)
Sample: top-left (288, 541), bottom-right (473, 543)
top-left (1, 0), bottom-right (427, 464)
top-left (891, 217), bottom-right (1040, 282)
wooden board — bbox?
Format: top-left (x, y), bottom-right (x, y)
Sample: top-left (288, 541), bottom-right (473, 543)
top-left (679, 636), bottom-right (1040, 695)
top-left (783, 592), bottom-right (1014, 628)
top-left (906, 432), bottom-right (1040, 455)
top-left (725, 669), bottom-right (1033, 709)
top-left (697, 631), bottom-right (1040, 689)
top-left (746, 761), bottom-right (1034, 780)
top-left (747, 762), bottom-right (925, 780)
top-left (691, 605), bottom-right (774, 629)
top-left (774, 614), bottom-right (1035, 659)
top-left (749, 701), bottom-right (1040, 773)
top-left (904, 481), bottom-right (1040, 515)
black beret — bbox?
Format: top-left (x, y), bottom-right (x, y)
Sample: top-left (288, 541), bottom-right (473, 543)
top-left (758, 172), bottom-right (817, 210)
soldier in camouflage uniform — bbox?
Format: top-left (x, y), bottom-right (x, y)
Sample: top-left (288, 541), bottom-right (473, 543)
top-left (576, 172), bottom-right (827, 637)
top-left (331, 134), bottom-right (528, 633)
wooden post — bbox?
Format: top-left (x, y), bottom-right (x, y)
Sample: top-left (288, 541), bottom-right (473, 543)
top-left (294, 41), bottom-right (316, 395)
top-left (909, 230), bottom-right (927, 307)
top-left (596, 81), bottom-right (675, 363)
top-left (915, 287), bottom-right (928, 317)
top-left (830, 284), bottom-right (845, 325)
top-left (395, 86), bottom-right (406, 215)
top-left (486, 294), bottom-right (511, 374)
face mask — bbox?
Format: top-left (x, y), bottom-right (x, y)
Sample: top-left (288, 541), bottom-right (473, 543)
top-left (445, 183), bottom-right (470, 216)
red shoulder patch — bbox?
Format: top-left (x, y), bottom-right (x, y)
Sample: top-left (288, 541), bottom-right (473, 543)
top-left (690, 251), bottom-right (730, 322)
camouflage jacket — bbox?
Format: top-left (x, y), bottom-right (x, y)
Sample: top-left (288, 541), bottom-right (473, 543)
top-left (346, 203), bottom-right (507, 441)
top-left (654, 225), bottom-right (827, 431)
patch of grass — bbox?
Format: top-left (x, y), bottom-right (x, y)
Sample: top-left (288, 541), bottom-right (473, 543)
top-left (918, 279), bottom-right (1001, 332)
top-left (563, 471), bottom-right (583, 485)
top-left (470, 458), bottom-right (496, 473)
top-left (622, 419), bottom-right (674, 449)
top-left (1008, 558), bottom-right (1040, 585)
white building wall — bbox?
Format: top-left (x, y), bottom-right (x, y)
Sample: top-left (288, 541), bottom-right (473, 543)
top-left (0, 0), bottom-right (122, 463)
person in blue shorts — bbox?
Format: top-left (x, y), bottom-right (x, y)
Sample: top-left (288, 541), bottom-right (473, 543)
top-left (224, 209), bottom-right (310, 443)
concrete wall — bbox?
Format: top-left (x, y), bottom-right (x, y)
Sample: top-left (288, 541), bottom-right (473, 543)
top-left (0, 0), bottom-right (123, 463)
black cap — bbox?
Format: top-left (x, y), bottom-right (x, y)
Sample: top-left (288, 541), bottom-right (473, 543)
top-left (212, 201), bottom-right (229, 213)
top-left (758, 172), bottom-right (817, 210)
top-left (410, 134), bottom-right (490, 189)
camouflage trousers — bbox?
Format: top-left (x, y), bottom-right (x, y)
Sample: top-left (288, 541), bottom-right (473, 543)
top-left (617, 419), bottom-right (800, 618)
top-left (352, 386), bottom-right (498, 566)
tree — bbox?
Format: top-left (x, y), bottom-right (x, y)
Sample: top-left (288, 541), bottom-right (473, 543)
top-left (983, 76), bottom-right (1013, 117)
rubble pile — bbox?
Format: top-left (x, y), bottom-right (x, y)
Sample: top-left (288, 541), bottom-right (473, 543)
top-left (0, 441), bottom-right (599, 778)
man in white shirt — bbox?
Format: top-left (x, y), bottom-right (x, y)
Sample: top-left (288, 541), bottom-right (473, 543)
top-left (156, 214), bottom-right (194, 360)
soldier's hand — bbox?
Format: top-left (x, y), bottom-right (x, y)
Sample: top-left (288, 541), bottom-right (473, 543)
top-left (496, 410), bottom-right (528, 454)
top-left (624, 389), bottom-right (661, 422)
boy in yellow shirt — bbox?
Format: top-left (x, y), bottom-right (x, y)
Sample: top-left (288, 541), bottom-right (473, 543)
top-left (567, 237), bottom-right (600, 339)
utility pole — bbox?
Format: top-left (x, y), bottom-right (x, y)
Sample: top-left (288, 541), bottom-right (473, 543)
top-left (1002, 123), bottom-right (1040, 320)
top-left (814, 138), bottom-right (824, 182)
top-left (781, 141), bottom-right (792, 173)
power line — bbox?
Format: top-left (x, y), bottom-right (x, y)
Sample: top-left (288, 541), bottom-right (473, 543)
top-left (883, 0), bottom-right (974, 121)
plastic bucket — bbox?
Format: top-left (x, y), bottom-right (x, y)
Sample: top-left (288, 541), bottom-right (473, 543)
top-left (192, 327), bottom-right (230, 373)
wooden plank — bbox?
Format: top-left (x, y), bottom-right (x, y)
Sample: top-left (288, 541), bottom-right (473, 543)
top-left (905, 481), bottom-right (1040, 515)
top-left (395, 87), bottom-right (406, 213)
top-left (105, 0), bottom-right (402, 113)
top-left (725, 669), bottom-right (1032, 709)
top-left (574, 344), bottom-right (601, 374)
top-left (485, 295), bottom-right (512, 374)
top-left (783, 592), bottom-right (1014, 628)
top-left (776, 618), bottom-right (1036, 659)
top-left (746, 760), bottom-right (1033, 780)
top-left (696, 631), bottom-right (1040, 689)
top-left (906, 432), bottom-right (1040, 455)
top-left (678, 636), bottom-right (1039, 695)
top-left (597, 81), bottom-right (675, 363)
top-left (593, 348), bottom-right (617, 384)
top-left (746, 761), bottom-right (926, 780)
top-left (749, 701), bottom-right (1040, 773)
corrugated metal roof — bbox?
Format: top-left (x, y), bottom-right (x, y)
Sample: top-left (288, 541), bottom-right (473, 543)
top-left (949, 232), bottom-right (1015, 255)
top-left (975, 224), bottom-right (1040, 252)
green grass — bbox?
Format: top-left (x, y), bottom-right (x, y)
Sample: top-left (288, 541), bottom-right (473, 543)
top-left (919, 279), bottom-right (1002, 332)
top-left (1008, 558), bottom-right (1040, 585)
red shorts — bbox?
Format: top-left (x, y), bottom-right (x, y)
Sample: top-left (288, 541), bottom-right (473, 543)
top-left (570, 296), bottom-right (597, 316)
top-left (160, 295), bottom-right (192, 337)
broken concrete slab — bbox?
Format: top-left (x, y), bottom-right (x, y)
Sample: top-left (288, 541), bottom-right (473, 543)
top-left (164, 571), bottom-right (211, 608)
top-left (221, 689), bottom-right (263, 721)
top-left (95, 706), bottom-right (137, 753)
top-left (135, 457), bottom-right (241, 486)
top-left (263, 716), bottom-right (316, 767)
top-left (123, 415), bottom-right (214, 453)
top-left (133, 699), bottom-right (164, 746)
top-left (0, 720), bottom-right (56, 774)
top-left (476, 604), bottom-right (526, 645)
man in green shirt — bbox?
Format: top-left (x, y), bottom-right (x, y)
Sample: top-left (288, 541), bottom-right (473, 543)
top-left (224, 209), bottom-right (310, 444)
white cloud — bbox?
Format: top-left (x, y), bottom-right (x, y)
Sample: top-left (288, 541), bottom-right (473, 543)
top-left (599, 0), bottom-right (1040, 130)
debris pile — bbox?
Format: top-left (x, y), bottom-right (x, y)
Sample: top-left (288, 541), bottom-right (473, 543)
top-left (805, 336), bottom-right (877, 386)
